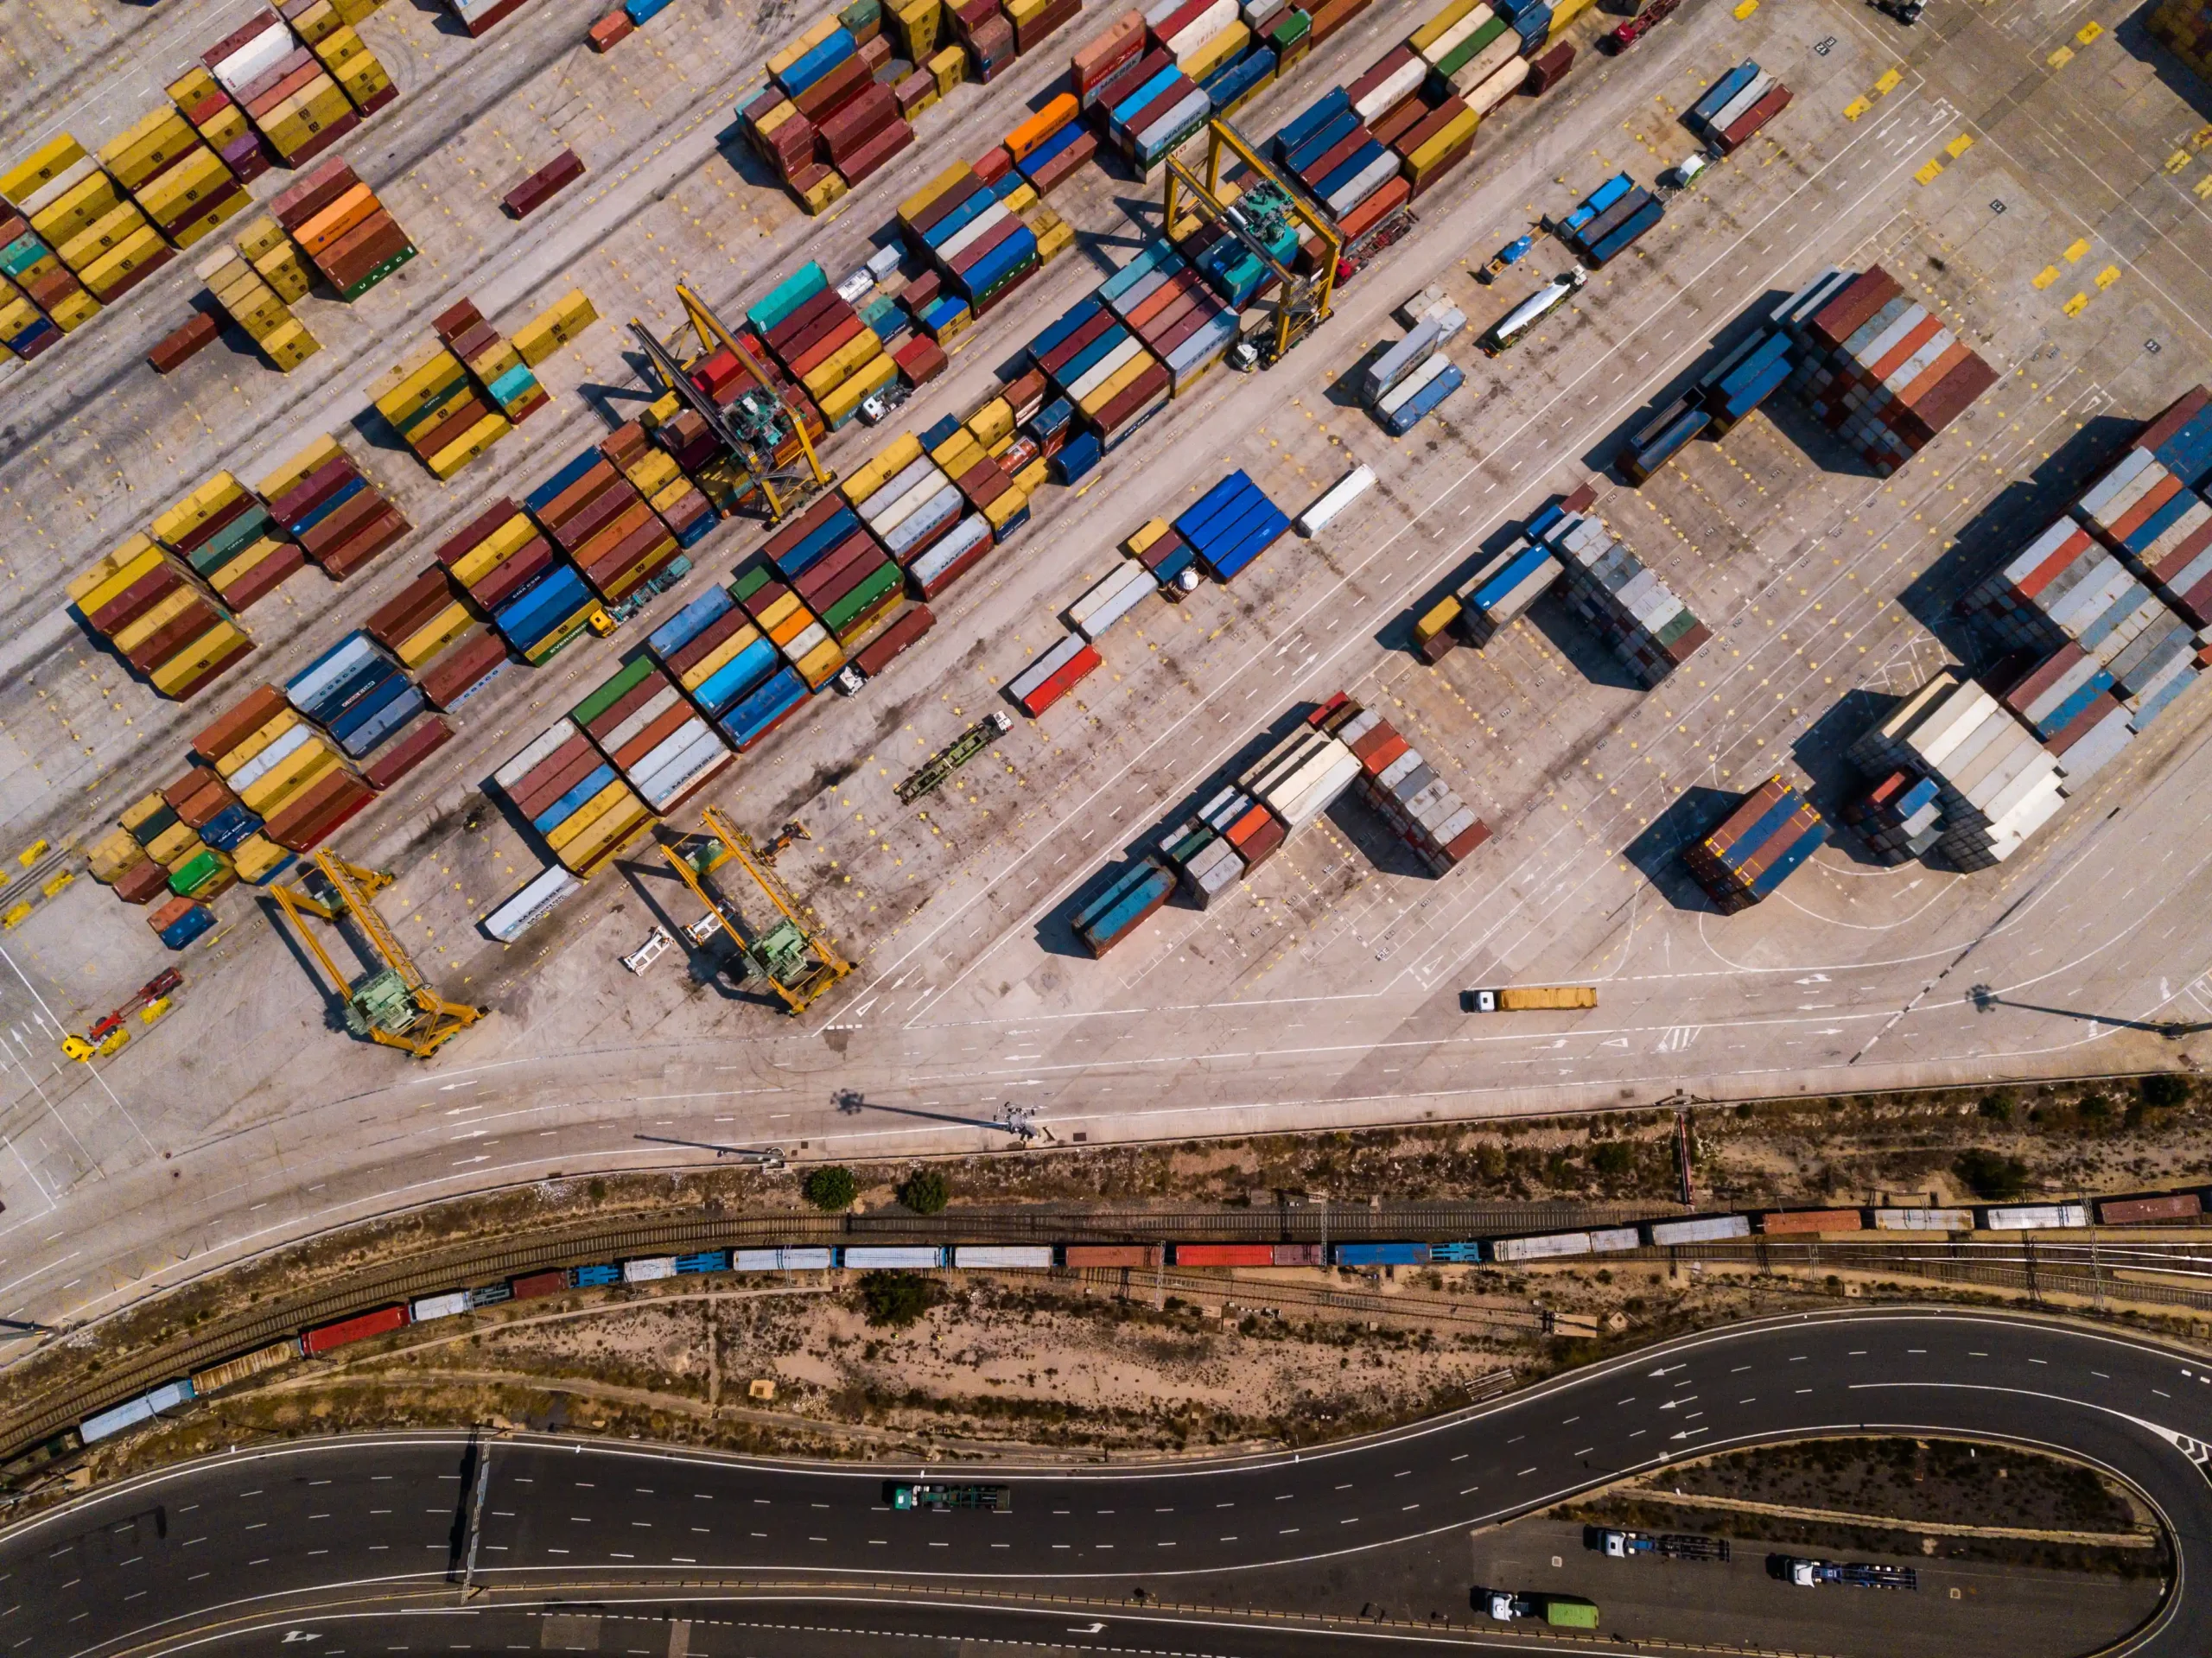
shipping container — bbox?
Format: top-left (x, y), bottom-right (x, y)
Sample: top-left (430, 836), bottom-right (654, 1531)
top-left (734, 1246), bottom-right (837, 1270)
top-left (1645, 1215), bottom-right (1751, 1246)
top-left (302, 1305), bottom-right (409, 1356)
top-left (951, 1245), bottom-right (1057, 1268)
top-left (843, 1246), bottom-right (947, 1268)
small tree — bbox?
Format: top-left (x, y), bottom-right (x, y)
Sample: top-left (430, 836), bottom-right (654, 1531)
top-left (898, 1167), bottom-right (950, 1215)
top-left (802, 1165), bottom-right (857, 1211)
top-left (1589, 1141), bottom-right (1636, 1178)
top-left (1955, 1148), bottom-right (2028, 1201)
top-left (860, 1270), bottom-right (938, 1327)
top-left (1976, 1089), bottom-right (2016, 1123)
top-left (2140, 1073), bottom-right (2190, 1111)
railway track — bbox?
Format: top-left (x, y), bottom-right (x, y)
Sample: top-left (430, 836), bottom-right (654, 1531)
top-left (0, 1199), bottom-right (1659, 1469)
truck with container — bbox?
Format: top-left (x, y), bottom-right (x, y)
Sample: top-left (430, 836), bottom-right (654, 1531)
top-left (887, 1481), bottom-right (1013, 1511)
top-left (1590, 1528), bottom-right (1731, 1561)
top-left (1777, 1557), bottom-right (1917, 1589)
top-left (1479, 1591), bottom-right (1599, 1628)
top-left (1481, 270), bottom-right (1585, 355)
top-left (1465, 984), bottom-right (1598, 1012)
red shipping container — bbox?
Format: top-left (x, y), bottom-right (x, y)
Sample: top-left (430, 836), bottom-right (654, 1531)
top-left (1173, 1243), bottom-right (1274, 1266)
top-left (362, 715), bottom-right (454, 789)
top-left (1026, 128), bottom-right (1098, 192)
top-left (465, 537), bottom-right (556, 612)
top-left (91, 565), bottom-right (186, 635)
top-left (511, 1269), bottom-right (570, 1299)
top-left (193, 684), bottom-right (289, 764)
top-left (588, 9), bottom-right (632, 49)
top-left (794, 54), bottom-right (870, 122)
top-left (1713, 85), bottom-right (1790, 154)
top-left (302, 1305), bottom-right (408, 1355)
top-left (1525, 41), bottom-right (1573, 93)
top-left (149, 312), bottom-right (221, 372)
top-left (2097, 1192), bottom-right (2202, 1225)
top-left (893, 333), bottom-right (948, 384)
top-left (838, 119), bottom-right (914, 185)
top-left (1015, 639), bottom-right (1099, 715)
top-left (1062, 1243), bottom-right (1160, 1267)
top-left (1757, 1208), bottom-right (1865, 1236)
top-left (1014, 0), bottom-right (1080, 54)
top-left (836, 606), bottom-right (925, 676)
top-left (422, 631), bottom-right (512, 708)
top-left (820, 82), bottom-right (898, 159)
top-left (1072, 9), bottom-right (1146, 99)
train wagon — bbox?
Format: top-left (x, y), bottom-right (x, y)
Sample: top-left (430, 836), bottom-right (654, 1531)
top-left (190, 1340), bottom-right (302, 1394)
top-left (1487, 1226), bottom-right (1640, 1262)
top-left (1332, 1242), bottom-right (1430, 1267)
top-left (1647, 1215), bottom-right (1752, 1246)
top-left (302, 1305), bottom-right (409, 1356)
top-left (79, 1379), bottom-right (196, 1445)
top-left (511, 1268), bottom-right (571, 1299)
top-left (842, 1246), bottom-right (945, 1269)
top-left (1872, 1207), bottom-right (1972, 1232)
top-left (1756, 1209), bottom-right (1865, 1236)
top-left (674, 1250), bottom-right (732, 1274)
top-left (573, 1263), bottom-right (623, 1286)
top-left (950, 1246), bottom-right (1055, 1268)
top-left (1982, 1202), bottom-right (2092, 1231)
top-left (623, 1255), bottom-right (678, 1283)
top-left (1063, 1244), bottom-right (1163, 1267)
top-left (2098, 1191), bottom-right (2202, 1225)
top-left (409, 1291), bottom-right (472, 1323)
top-left (1171, 1243), bottom-right (1275, 1266)
top-left (735, 1247), bottom-right (836, 1270)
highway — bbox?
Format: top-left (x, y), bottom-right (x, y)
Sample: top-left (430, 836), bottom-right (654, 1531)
top-left (9, 1310), bottom-right (2210, 1658)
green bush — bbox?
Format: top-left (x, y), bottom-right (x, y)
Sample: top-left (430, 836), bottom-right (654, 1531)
top-left (1589, 1141), bottom-right (1636, 1178)
top-left (1977, 1089), bottom-right (2016, 1123)
top-left (859, 1270), bottom-right (938, 1327)
top-left (898, 1167), bottom-right (950, 1215)
top-left (2140, 1073), bottom-right (2190, 1111)
top-left (802, 1166), bottom-right (857, 1211)
top-left (1955, 1148), bottom-right (2028, 1201)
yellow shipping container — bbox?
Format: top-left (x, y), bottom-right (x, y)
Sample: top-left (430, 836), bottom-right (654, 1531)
top-left (147, 822), bottom-right (202, 865)
top-left (648, 477), bottom-right (696, 518)
top-left (1080, 352), bottom-right (1153, 414)
top-left (842, 433), bottom-right (925, 504)
top-left (232, 214), bottom-right (290, 262)
top-left (375, 349), bottom-right (468, 423)
top-left (964, 396), bottom-right (1015, 448)
top-left (756, 592), bottom-right (801, 634)
top-left (982, 487), bottom-right (1029, 532)
top-left (448, 513), bottom-right (536, 584)
top-left (1181, 21), bottom-right (1249, 82)
top-left (253, 241), bottom-right (313, 301)
top-left (1548, 0), bottom-right (1597, 29)
top-left (1014, 454), bottom-right (1050, 495)
top-left (74, 543), bottom-right (168, 615)
top-left (797, 168), bottom-right (846, 215)
top-left (678, 624), bottom-right (761, 691)
top-left (927, 44), bottom-right (966, 93)
top-left (262, 320), bottom-right (322, 371)
top-left (899, 162), bottom-right (971, 226)
top-left (767, 16), bottom-right (842, 76)
top-left (208, 537), bottom-right (286, 597)
top-left (33, 172), bottom-right (123, 247)
top-left (558, 797), bottom-right (652, 875)
top-left (1406, 107), bottom-right (1479, 177)
top-left (426, 412), bottom-right (510, 480)
top-left (46, 285), bottom-right (99, 331)
top-left (167, 187), bottom-right (251, 249)
top-left (79, 226), bottom-right (168, 296)
top-left (194, 104), bottom-right (253, 152)
top-left (800, 332), bottom-right (883, 400)
top-left (110, 589), bottom-right (200, 657)
top-left (99, 109), bottom-right (200, 188)
top-left (149, 624), bottom-right (251, 698)
top-left (1124, 518), bottom-right (1171, 558)
top-left (258, 436), bottom-right (345, 499)
top-left (337, 57), bottom-right (394, 109)
top-left (135, 147), bottom-right (231, 220)
top-left (294, 3), bottom-right (347, 46)
top-left (467, 337), bottom-right (524, 384)
top-left (231, 833), bottom-right (291, 882)
top-left (795, 636), bottom-right (845, 685)
top-left (624, 448), bottom-right (679, 497)
top-left (1000, 181), bottom-right (1039, 214)
top-left (331, 0), bottom-right (383, 23)
top-left (167, 67), bottom-right (219, 106)
top-left (152, 473), bottom-right (245, 546)
top-left (890, 0), bottom-right (943, 61)
top-left (542, 779), bottom-right (629, 851)
top-left (241, 745), bottom-right (335, 816)
top-left (1409, 0), bottom-right (1481, 51)
top-left (929, 429), bottom-right (985, 473)
top-left (397, 602), bottom-right (475, 669)
top-left (0, 135), bottom-right (86, 206)
top-left (90, 828), bottom-right (147, 880)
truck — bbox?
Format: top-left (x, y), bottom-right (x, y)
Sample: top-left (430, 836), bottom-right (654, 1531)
top-left (1479, 1591), bottom-right (1599, 1629)
top-left (1465, 984), bottom-right (1598, 1012)
top-left (1778, 1557), bottom-right (1917, 1590)
top-left (886, 1481), bottom-right (1012, 1512)
top-left (1590, 1528), bottom-right (1731, 1561)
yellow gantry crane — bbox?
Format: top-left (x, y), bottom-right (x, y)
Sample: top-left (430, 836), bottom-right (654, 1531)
top-left (658, 807), bottom-right (850, 1015)
top-left (271, 851), bottom-right (487, 1058)
top-left (625, 281), bottom-right (834, 526)
top-left (1162, 118), bottom-right (1342, 365)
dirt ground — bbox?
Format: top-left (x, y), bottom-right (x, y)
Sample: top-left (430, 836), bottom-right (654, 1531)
top-left (1561, 1435), bottom-right (2167, 1579)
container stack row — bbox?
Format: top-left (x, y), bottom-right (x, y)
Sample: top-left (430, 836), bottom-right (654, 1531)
top-left (1363, 297), bottom-right (1465, 435)
top-left (1837, 771), bottom-right (1942, 865)
top-left (523, 444), bottom-right (686, 616)
top-left (285, 631), bottom-right (426, 768)
top-left (753, 259), bottom-right (902, 431)
top-left (1847, 672), bottom-right (2066, 871)
top-left (1336, 700), bottom-right (1490, 873)
top-left (1560, 169), bottom-right (1661, 267)
top-left (570, 657), bottom-right (736, 814)
top-left (773, 479), bottom-right (910, 641)
top-left (1541, 506), bottom-right (1707, 685)
top-left (149, 473), bottom-right (306, 613)
top-left (2106, 385), bottom-right (2212, 622)
top-left (1414, 488), bottom-right (1584, 657)
top-left (256, 435), bottom-right (410, 581)
top-left (370, 337), bottom-right (514, 480)
top-left (218, 678), bottom-right (380, 854)
top-left (68, 537), bottom-right (254, 702)
top-left (494, 719), bottom-right (655, 877)
top-left (646, 584), bottom-right (809, 751)
top-left (1088, 12), bottom-right (1213, 172)
top-left (199, 9), bottom-right (366, 169)
top-left (1681, 60), bottom-right (1790, 155)
top-left (1072, 856), bottom-right (1176, 955)
top-left (1779, 264), bottom-right (1997, 475)
top-left (197, 240), bottom-right (319, 370)
top-left (433, 295), bottom-right (547, 427)
top-left (604, 419), bottom-right (720, 554)
top-left (1682, 774), bottom-right (1828, 912)
top-left (1029, 294), bottom-right (1172, 460)
top-left (1989, 642), bottom-right (2136, 790)
top-left (898, 163), bottom-right (1042, 340)
top-left (1098, 238), bottom-right (1239, 397)
top-left (1621, 322), bottom-right (1792, 483)
top-left (0, 136), bottom-right (179, 325)
top-left (263, 156), bottom-right (415, 300)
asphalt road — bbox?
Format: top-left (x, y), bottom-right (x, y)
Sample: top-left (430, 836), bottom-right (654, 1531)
top-left (8, 1310), bottom-right (2210, 1658)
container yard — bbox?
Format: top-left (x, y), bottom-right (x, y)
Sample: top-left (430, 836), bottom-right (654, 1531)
top-left (9, 0), bottom-right (2212, 1351)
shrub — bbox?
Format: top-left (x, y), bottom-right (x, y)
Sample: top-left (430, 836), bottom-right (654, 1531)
top-left (802, 1166), bottom-right (857, 1211)
top-left (1977, 1089), bottom-right (2017, 1123)
top-left (1955, 1148), bottom-right (2028, 1201)
top-left (1590, 1141), bottom-right (1636, 1178)
top-left (2140, 1073), bottom-right (2190, 1111)
top-left (2075, 1093), bottom-right (2113, 1129)
top-left (859, 1271), bottom-right (938, 1327)
top-left (898, 1167), bottom-right (950, 1215)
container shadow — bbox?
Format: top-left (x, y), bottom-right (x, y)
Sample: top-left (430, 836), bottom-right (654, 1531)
top-left (1791, 688), bottom-right (1904, 868)
top-left (1383, 518), bottom-right (1529, 657)
top-left (1321, 791), bottom-right (1433, 881)
top-left (715, 124), bottom-right (787, 192)
top-left (1592, 287), bottom-right (1789, 481)
top-left (251, 892), bottom-right (356, 1035)
top-left (1522, 589), bottom-right (1645, 692)
top-left (348, 403), bottom-right (416, 458)
top-left (1622, 785), bottom-right (1738, 913)
top-left (2116, 3), bottom-right (2212, 124)
top-left (1895, 412), bottom-right (2139, 668)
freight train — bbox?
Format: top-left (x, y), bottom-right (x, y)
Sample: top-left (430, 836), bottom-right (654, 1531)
top-left (42, 1188), bottom-right (2206, 1463)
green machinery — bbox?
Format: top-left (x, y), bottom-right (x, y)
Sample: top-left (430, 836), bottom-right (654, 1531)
top-left (658, 807), bottom-right (851, 1014)
top-left (1162, 118), bottom-right (1341, 366)
top-left (896, 712), bottom-right (1012, 804)
top-left (271, 853), bottom-right (487, 1058)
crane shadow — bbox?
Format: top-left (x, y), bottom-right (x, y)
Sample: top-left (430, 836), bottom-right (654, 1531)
top-left (1969, 983), bottom-right (2209, 1038)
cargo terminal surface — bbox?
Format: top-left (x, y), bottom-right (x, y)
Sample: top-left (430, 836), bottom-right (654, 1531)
top-left (2, 0), bottom-right (2210, 1341)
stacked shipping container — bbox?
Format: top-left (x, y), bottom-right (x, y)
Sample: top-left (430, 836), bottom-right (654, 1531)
top-left (269, 155), bottom-right (416, 300)
top-left (1541, 506), bottom-right (1707, 684)
top-left (68, 537), bottom-right (254, 700)
top-left (1847, 673), bottom-right (2066, 870)
top-left (149, 472), bottom-right (306, 611)
top-left (1682, 774), bottom-right (1828, 912)
top-left (255, 435), bottom-right (410, 580)
top-left (494, 719), bottom-right (654, 875)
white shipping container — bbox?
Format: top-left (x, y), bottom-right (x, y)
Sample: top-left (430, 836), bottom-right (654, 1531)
top-left (885, 486), bottom-right (963, 559)
top-left (1355, 54), bottom-right (1427, 121)
top-left (861, 458), bottom-right (943, 527)
top-left (1872, 1207), bottom-right (1974, 1231)
top-left (1073, 567), bottom-right (1157, 639)
top-left (938, 200), bottom-right (1010, 264)
top-left (494, 719), bottom-right (582, 791)
top-left (952, 1245), bottom-right (1057, 1268)
top-left (623, 1256), bottom-right (678, 1283)
top-left (213, 23), bottom-right (296, 96)
top-left (1466, 53), bottom-right (1529, 114)
top-left (1010, 634), bottom-right (1088, 702)
top-left (226, 722), bottom-right (319, 793)
top-left (410, 1291), bottom-right (472, 1322)
top-left (1298, 464), bottom-right (1375, 536)
top-left (1489, 1230), bottom-right (1592, 1262)
top-left (485, 864), bottom-right (582, 941)
top-left (1983, 1202), bottom-right (2091, 1231)
top-left (910, 514), bottom-right (993, 590)
top-left (287, 635), bottom-right (378, 712)
top-left (80, 1395), bottom-right (156, 1445)
top-left (842, 1246), bottom-right (945, 1268)
top-left (603, 686), bottom-right (683, 755)
top-left (1069, 338), bottom-right (1143, 404)
top-left (1647, 1214), bottom-right (1752, 1246)
top-left (734, 1247), bottom-right (836, 1271)
top-left (1589, 1225), bottom-right (1643, 1253)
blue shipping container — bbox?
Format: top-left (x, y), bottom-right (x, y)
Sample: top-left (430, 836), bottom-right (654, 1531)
top-left (1384, 364), bottom-right (1465, 435)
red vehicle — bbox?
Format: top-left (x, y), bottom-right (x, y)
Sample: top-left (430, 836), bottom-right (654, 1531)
top-left (1605, 0), bottom-right (1681, 51)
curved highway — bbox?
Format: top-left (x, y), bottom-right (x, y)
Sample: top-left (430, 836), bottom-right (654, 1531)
top-left (9, 1310), bottom-right (2211, 1658)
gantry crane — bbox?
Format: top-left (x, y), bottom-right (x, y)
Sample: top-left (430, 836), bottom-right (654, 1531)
top-left (627, 281), bottom-right (834, 527)
top-left (1162, 118), bottom-right (1342, 365)
top-left (658, 807), bottom-right (851, 1015)
top-left (271, 851), bottom-right (487, 1058)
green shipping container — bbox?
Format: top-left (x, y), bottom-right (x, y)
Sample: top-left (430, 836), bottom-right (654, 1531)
top-left (168, 848), bottom-right (227, 896)
top-left (571, 653), bottom-right (658, 725)
top-left (1435, 15), bottom-right (1507, 77)
top-left (822, 559), bottom-right (901, 634)
top-left (746, 261), bottom-right (828, 335)
top-left (1541, 1598), bottom-right (1598, 1630)
top-left (340, 245), bottom-right (417, 302)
